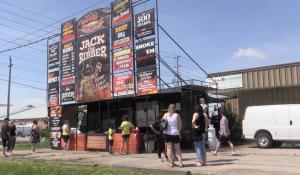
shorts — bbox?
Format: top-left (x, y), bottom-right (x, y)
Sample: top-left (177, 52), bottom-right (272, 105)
top-left (2, 138), bottom-right (8, 147)
top-left (109, 140), bottom-right (114, 146)
top-left (62, 135), bottom-right (69, 143)
top-left (219, 135), bottom-right (230, 143)
top-left (122, 134), bottom-right (130, 139)
top-left (164, 134), bottom-right (181, 144)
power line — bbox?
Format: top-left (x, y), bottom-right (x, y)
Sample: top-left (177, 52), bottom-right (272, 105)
top-left (0, 33), bottom-right (59, 54)
top-left (0, 8), bottom-right (59, 31)
top-left (0, 75), bottom-right (46, 84)
top-left (14, 64), bottom-right (45, 73)
top-left (0, 1), bottom-right (59, 22)
top-left (0, 30), bottom-right (46, 47)
top-left (0, 54), bottom-right (46, 65)
top-left (14, 67), bottom-right (46, 75)
top-left (0, 78), bottom-right (46, 91)
top-left (0, 38), bottom-right (46, 53)
top-left (0, 0), bottom-right (109, 50)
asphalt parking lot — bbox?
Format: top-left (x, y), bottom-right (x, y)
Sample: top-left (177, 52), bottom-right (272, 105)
top-left (1, 144), bottom-right (300, 175)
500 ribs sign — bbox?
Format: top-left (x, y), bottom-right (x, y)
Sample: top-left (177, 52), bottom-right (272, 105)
top-left (76, 29), bottom-right (111, 102)
top-left (135, 9), bottom-right (155, 38)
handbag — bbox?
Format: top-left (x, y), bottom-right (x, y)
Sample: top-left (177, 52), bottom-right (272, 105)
top-left (160, 119), bottom-right (168, 131)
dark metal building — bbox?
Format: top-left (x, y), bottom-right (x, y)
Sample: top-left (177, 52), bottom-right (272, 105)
top-left (207, 61), bottom-right (300, 115)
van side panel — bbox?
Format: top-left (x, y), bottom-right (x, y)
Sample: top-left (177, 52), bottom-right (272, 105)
top-left (243, 106), bottom-right (275, 139)
top-left (289, 106), bottom-right (300, 141)
top-left (274, 106), bottom-right (290, 140)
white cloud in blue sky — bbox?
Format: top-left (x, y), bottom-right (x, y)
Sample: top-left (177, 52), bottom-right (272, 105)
top-left (232, 48), bottom-right (267, 60)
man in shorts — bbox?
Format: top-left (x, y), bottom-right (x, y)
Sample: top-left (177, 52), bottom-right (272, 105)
top-left (1, 118), bottom-right (10, 157)
top-left (211, 110), bottom-right (235, 156)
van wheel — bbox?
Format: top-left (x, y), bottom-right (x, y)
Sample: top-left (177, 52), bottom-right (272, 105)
top-left (256, 133), bottom-right (272, 148)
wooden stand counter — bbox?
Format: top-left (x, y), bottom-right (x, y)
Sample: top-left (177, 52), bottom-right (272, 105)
top-left (61, 133), bottom-right (86, 151)
top-left (112, 133), bottom-right (143, 154)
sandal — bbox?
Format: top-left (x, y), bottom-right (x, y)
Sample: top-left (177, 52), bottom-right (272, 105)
top-left (196, 162), bottom-right (203, 167)
top-left (211, 151), bottom-right (217, 156)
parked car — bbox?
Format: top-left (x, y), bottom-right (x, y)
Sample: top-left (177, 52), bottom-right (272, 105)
top-left (243, 104), bottom-right (300, 148)
top-left (16, 124), bottom-right (33, 137)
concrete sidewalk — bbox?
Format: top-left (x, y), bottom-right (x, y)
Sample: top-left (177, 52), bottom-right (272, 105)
top-left (2, 146), bottom-right (300, 175)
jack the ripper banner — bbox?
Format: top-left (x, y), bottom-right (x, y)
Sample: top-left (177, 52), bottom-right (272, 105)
top-left (76, 28), bottom-right (111, 102)
top-left (49, 106), bottom-right (62, 149)
top-left (113, 48), bottom-right (133, 71)
top-left (135, 9), bottom-right (155, 39)
top-left (77, 8), bottom-right (110, 38)
top-left (136, 38), bottom-right (156, 68)
top-left (113, 73), bottom-right (134, 97)
top-left (111, 0), bottom-right (132, 25)
top-left (112, 20), bottom-right (132, 49)
top-left (137, 66), bottom-right (158, 96)
top-left (61, 19), bottom-right (76, 105)
top-left (48, 42), bottom-right (60, 107)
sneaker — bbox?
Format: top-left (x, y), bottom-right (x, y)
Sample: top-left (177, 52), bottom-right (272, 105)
top-left (159, 158), bottom-right (164, 162)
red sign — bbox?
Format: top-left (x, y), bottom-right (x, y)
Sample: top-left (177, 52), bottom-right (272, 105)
top-left (113, 74), bottom-right (134, 97)
top-left (112, 21), bottom-right (132, 49)
top-left (61, 19), bottom-right (75, 44)
top-left (137, 66), bottom-right (158, 96)
top-left (113, 48), bottom-right (133, 71)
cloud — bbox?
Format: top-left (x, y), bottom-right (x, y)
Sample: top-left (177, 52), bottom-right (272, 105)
top-left (232, 48), bottom-right (267, 59)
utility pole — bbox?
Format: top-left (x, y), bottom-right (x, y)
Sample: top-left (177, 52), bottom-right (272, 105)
top-left (7, 56), bottom-right (12, 119)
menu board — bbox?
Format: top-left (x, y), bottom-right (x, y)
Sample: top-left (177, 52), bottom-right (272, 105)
top-left (48, 42), bottom-right (60, 107)
top-left (112, 21), bottom-right (132, 49)
top-left (49, 106), bottom-right (62, 149)
top-left (136, 38), bottom-right (156, 68)
top-left (111, 0), bottom-right (132, 25)
top-left (137, 66), bottom-right (158, 96)
top-left (113, 73), bottom-right (134, 97)
top-left (113, 48), bottom-right (133, 71)
top-left (61, 19), bottom-right (76, 105)
top-left (135, 9), bottom-right (155, 38)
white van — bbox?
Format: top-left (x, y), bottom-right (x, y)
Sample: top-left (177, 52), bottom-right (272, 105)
top-left (243, 104), bottom-right (300, 148)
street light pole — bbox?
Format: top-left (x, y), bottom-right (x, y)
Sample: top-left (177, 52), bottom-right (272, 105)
top-left (7, 56), bottom-right (12, 119)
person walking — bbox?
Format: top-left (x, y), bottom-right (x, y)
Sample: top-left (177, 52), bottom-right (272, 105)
top-left (1, 118), bottom-right (10, 157)
top-left (199, 97), bottom-right (210, 162)
top-left (150, 114), bottom-right (168, 162)
top-left (211, 110), bottom-right (236, 156)
top-left (119, 115), bottom-right (134, 155)
top-left (106, 124), bottom-right (114, 154)
top-left (8, 120), bottom-right (16, 155)
top-left (31, 120), bottom-right (41, 153)
top-left (62, 120), bottom-right (70, 151)
top-left (163, 104), bottom-right (183, 168)
top-left (192, 105), bottom-right (207, 166)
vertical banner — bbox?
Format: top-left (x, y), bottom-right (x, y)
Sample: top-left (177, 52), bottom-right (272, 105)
top-left (112, 21), bottom-right (132, 49)
top-left (111, 0), bottom-right (132, 25)
top-left (49, 106), bottom-right (62, 149)
top-left (113, 73), bottom-right (134, 96)
top-left (48, 42), bottom-right (60, 107)
top-left (61, 19), bottom-right (76, 105)
top-left (135, 9), bottom-right (155, 39)
top-left (113, 48), bottom-right (133, 71)
top-left (76, 29), bottom-right (111, 102)
top-left (136, 38), bottom-right (156, 68)
top-left (137, 66), bottom-right (158, 96)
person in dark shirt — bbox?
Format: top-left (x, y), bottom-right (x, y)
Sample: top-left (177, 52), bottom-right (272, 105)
top-left (8, 120), bottom-right (16, 155)
top-left (150, 114), bottom-right (168, 162)
top-left (1, 118), bottom-right (10, 157)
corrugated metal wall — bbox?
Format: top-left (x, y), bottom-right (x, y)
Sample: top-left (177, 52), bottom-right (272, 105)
top-left (238, 86), bottom-right (300, 115)
top-left (243, 64), bottom-right (300, 89)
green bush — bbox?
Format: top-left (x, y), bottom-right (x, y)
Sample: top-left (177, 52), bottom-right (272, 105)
top-left (223, 104), bottom-right (243, 143)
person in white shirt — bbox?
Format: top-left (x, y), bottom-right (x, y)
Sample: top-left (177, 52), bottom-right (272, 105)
top-left (163, 104), bottom-right (183, 167)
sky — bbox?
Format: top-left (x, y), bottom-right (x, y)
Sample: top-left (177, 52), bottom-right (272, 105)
top-left (1, 0), bottom-right (300, 114)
